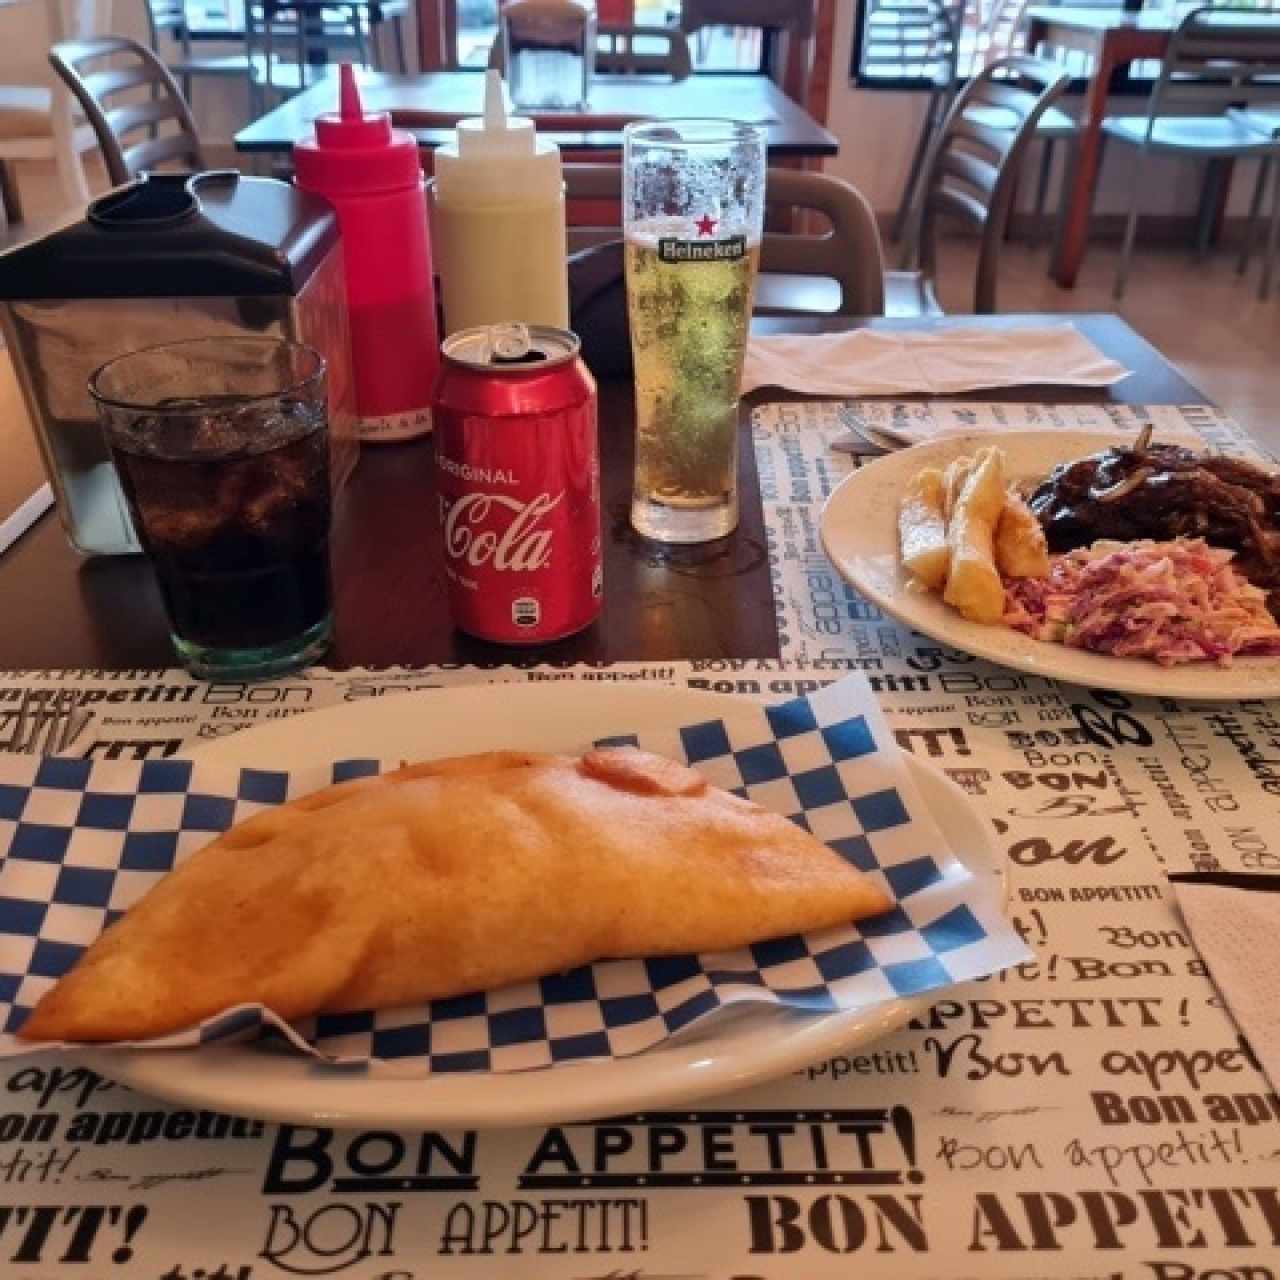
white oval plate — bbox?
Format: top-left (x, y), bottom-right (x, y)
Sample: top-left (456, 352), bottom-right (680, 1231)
top-left (821, 430), bottom-right (1280, 701)
top-left (78, 684), bottom-right (1001, 1129)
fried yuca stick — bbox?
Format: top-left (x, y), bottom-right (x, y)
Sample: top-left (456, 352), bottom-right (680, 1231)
top-left (995, 488), bottom-right (1050, 579)
top-left (940, 456), bottom-right (976, 520)
top-left (898, 466), bottom-right (950, 590)
top-left (942, 448), bottom-right (1007, 624)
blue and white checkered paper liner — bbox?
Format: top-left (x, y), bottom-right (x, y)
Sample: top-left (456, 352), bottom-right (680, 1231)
top-left (0, 677), bottom-right (1031, 1074)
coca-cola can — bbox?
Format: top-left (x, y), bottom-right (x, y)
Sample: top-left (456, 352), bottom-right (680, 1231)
top-left (434, 323), bottom-right (603, 643)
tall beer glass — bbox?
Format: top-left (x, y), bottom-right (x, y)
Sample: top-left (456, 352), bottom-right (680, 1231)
top-left (624, 120), bottom-right (766, 543)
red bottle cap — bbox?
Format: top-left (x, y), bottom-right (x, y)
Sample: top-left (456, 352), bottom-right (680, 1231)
top-left (293, 64), bottom-right (423, 195)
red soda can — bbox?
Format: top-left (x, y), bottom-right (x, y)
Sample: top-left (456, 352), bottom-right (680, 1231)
top-left (434, 323), bottom-right (603, 643)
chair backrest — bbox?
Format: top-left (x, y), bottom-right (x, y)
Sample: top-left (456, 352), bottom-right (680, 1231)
top-left (1147, 6), bottom-right (1280, 123)
top-left (679, 0), bottom-right (813, 38)
top-left (596, 25), bottom-right (693, 79)
top-left (679, 0), bottom-right (814, 98)
top-left (563, 163), bottom-right (886, 317)
top-left (758, 168), bottom-right (887, 316)
top-left (48, 34), bottom-right (206, 185)
top-left (912, 53), bottom-right (1070, 313)
top-left (488, 23), bottom-right (693, 79)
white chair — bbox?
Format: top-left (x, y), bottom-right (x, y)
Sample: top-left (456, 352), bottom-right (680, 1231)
top-left (0, 0), bottom-right (111, 220)
top-left (1103, 6), bottom-right (1280, 300)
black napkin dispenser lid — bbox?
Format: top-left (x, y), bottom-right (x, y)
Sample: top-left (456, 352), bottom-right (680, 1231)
top-left (0, 171), bottom-right (340, 301)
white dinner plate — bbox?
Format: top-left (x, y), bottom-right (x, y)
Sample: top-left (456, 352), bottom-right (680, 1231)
top-left (78, 683), bottom-right (1002, 1130)
top-left (821, 430), bottom-right (1280, 701)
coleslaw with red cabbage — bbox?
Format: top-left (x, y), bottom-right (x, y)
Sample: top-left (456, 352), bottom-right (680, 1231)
top-left (1003, 538), bottom-right (1280, 667)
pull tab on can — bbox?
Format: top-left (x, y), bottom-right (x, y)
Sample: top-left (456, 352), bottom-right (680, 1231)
top-left (441, 323), bottom-right (581, 372)
top-left (488, 322), bottom-right (533, 363)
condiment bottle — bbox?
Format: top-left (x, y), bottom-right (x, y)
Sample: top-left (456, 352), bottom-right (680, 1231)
top-left (432, 71), bottom-right (570, 336)
top-left (294, 64), bottom-right (438, 442)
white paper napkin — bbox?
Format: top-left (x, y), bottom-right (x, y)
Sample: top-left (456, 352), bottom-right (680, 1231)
top-left (1172, 880), bottom-right (1280, 1091)
top-left (743, 324), bottom-right (1130, 397)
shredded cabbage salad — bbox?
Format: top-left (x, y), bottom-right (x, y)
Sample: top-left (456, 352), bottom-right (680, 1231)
top-left (1003, 538), bottom-right (1280, 667)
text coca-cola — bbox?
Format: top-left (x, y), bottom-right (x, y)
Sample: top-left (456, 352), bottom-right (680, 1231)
top-left (434, 324), bottom-right (602, 644)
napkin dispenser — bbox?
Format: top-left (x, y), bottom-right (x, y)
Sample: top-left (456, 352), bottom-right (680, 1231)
top-left (0, 171), bottom-right (356, 556)
top-left (502, 0), bottom-right (596, 109)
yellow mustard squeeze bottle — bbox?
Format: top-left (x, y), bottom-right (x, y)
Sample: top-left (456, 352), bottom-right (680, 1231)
top-left (432, 71), bottom-right (570, 335)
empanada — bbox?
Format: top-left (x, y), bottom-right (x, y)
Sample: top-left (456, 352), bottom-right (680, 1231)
top-left (19, 747), bottom-right (892, 1043)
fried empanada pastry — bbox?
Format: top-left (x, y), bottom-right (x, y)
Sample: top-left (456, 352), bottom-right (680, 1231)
top-left (19, 747), bottom-right (892, 1043)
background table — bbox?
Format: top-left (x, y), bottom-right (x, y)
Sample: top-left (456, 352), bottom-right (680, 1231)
top-left (0, 314), bottom-right (1204, 671)
top-left (234, 68), bottom-right (840, 156)
top-left (1025, 6), bottom-right (1175, 288)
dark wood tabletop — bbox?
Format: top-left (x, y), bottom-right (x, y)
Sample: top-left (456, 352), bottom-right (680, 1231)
top-left (0, 314), bottom-right (1206, 673)
top-left (234, 69), bottom-right (839, 157)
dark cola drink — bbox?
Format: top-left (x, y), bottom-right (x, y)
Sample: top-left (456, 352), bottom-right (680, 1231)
top-left (109, 398), bottom-right (332, 659)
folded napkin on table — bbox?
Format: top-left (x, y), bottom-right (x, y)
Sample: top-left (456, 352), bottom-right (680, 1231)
top-left (742, 324), bottom-right (1130, 397)
top-left (1170, 874), bottom-right (1280, 1092)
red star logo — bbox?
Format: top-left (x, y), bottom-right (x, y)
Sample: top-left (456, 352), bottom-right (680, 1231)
top-left (694, 214), bottom-right (718, 237)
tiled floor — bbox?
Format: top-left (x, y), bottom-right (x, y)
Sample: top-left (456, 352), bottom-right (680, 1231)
top-left (932, 232), bottom-right (1280, 457)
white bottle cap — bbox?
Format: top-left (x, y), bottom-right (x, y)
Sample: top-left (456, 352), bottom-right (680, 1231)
top-left (434, 70), bottom-right (563, 205)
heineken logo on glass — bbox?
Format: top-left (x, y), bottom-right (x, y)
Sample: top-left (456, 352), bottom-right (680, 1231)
top-left (658, 214), bottom-right (746, 263)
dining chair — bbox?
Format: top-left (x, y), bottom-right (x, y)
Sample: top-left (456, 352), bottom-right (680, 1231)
top-left (969, 0), bottom-right (1079, 248)
top-left (679, 0), bottom-right (813, 97)
top-left (563, 163), bottom-right (886, 315)
top-left (1101, 6), bottom-right (1280, 301)
top-left (1224, 106), bottom-right (1280, 284)
top-left (0, 0), bottom-right (110, 219)
top-left (868, 0), bottom-right (963, 246)
top-left (48, 35), bottom-right (206, 185)
top-left (562, 163), bottom-right (885, 377)
top-left (892, 54), bottom-right (1072, 315)
top-left (487, 22), bottom-right (693, 80)
top-left (594, 25), bottom-right (693, 79)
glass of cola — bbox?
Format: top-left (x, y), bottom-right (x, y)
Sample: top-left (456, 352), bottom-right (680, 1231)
top-left (90, 337), bottom-right (333, 679)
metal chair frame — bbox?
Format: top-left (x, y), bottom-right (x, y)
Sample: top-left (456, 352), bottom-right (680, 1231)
top-left (488, 22), bottom-right (694, 80)
top-left (563, 163), bottom-right (886, 317)
top-left (870, 0), bottom-right (964, 245)
top-left (1103, 5), bottom-right (1280, 300)
top-left (904, 53), bottom-right (1072, 313)
top-left (595, 25), bottom-right (694, 78)
top-left (49, 34), bottom-right (206, 187)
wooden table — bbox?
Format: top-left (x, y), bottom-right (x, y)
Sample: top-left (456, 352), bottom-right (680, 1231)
top-left (0, 314), bottom-right (1205, 673)
top-left (1025, 6), bottom-right (1175, 288)
top-left (234, 68), bottom-right (839, 157)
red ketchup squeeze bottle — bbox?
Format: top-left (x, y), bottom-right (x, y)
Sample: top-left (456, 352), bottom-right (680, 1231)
top-left (294, 64), bottom-right (438, 442)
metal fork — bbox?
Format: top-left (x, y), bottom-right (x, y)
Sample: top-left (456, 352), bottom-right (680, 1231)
top-left (2, 689), bottom-right (95, 756)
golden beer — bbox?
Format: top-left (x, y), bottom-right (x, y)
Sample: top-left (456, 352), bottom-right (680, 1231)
top-left (626, 220), bottom-right (760, 542)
